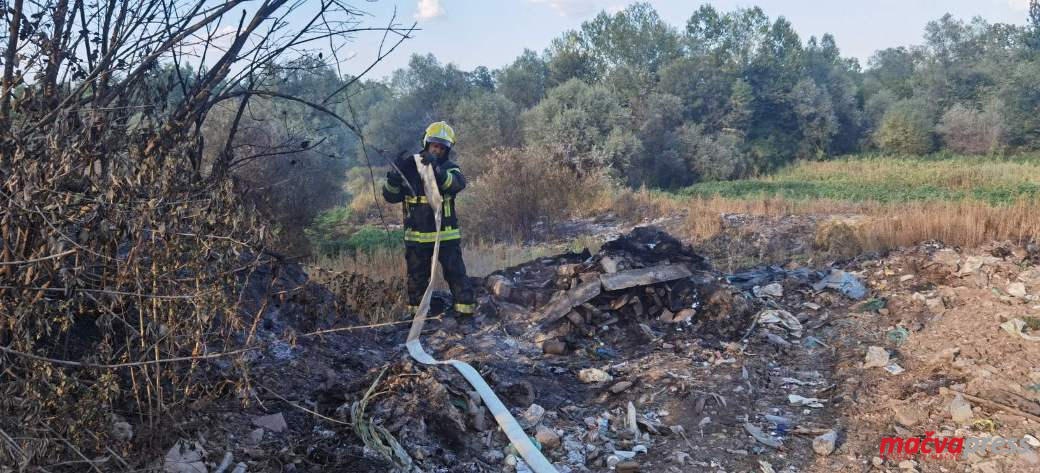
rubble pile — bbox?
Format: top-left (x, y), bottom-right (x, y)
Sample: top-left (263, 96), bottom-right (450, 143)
top-left (481, 227), bottom-right (757, 351)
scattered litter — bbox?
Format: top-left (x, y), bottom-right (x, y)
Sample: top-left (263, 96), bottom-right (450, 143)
top-left (884, 363), bottom-right (905, 375)
top-left (860, 298), bottom-right (887, 312)
top-left (886, 327), bottom-right (910, 346)
top-left (864, 346), bottom-right (890, 368)
top-left (743, 422), bottom-right (782, 449)
top-left (757, 309), bottom-right (803, 338)
top-left (1000, 318), bottom-right (1040, 341)
top-left (788, 394), bottom-right (825, 408)
top-left (813, 269), bottom-right (867, 300)
top-left (578, 368), bottom-right (613, 383)
top-left (759, 460), bottom-right (777, 473)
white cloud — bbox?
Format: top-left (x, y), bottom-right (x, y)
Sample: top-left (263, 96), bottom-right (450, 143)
top-left (416, 0), bottom-right (444, 21)
top-left (1008, 0), bottom-right (1032, 11)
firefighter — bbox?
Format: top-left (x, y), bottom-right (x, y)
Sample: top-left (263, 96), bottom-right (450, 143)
top-left (382, 121), bottom-right (475, 317)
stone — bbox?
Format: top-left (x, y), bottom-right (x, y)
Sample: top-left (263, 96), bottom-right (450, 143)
top-left (949, 394), bottom-right (973, 422)
top-left (872, 456), bottom-right (884, 467)
top-left (252, 413), bottom-right (287, 433)
top-left (864, 346), bottom-right (890, 369)
top-left (520, 404), bottom-right (545, 428)
top-left (610, 381), bottom-right (634, 394)
top-left (600, 256), bottom-right (619, 274)
top-left (974, 461), bottom-right (1000, 473)
top-left (165, 440), bottom-right (207, 473)
top-left (535, 425), bottom-right (560, 450)
top-left (925, 298), bottom-right (945, 314)
top-left (658, 309), bottom-right (674, 322)
top-left (753, 283), bottom-right (784, 298)
top-left (813, 430), bottom-right (838, 456)
top-left (542, 339), bottom-right (566, 355)
top-left (578, 368), bottom-right (613, 384)
top-left (1008, 282), bottom-right (1028, 298)
top-left (892, 404), bottom-right (921, 427)
top-left (481, 449), bottom-right (505, 464)
top-left (899, 274), bottom-right (915, 282)
top-left (898, 460), bottom-right (917, 469)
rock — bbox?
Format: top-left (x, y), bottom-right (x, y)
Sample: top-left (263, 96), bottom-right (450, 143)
top-left (892, 404), bottom-right (921, 427)
top-left (974, 461), bottom-right (999, 473)
top-left (925, 297), bottom-right (945, 314)
top-left (520, 404), bottom-right (545, 428)
top-left (812, 430), bottom-right (838, 456)
top-left (872, 456), bottom-right (884, 467)
top-left (578, 368), bottom-right (613, 384)
top-left (563, 436), bottom-right (586, 465)
top-left (864, 346), bottom-right (890, 369)
top-left (616, 461), bottom-right (640, 472)
top-left (898, 459), bottom-right (917, 469)
top-left (658, 309), bottom-right (674, 322)
top-left (542, 339), bottom-right (566, 355)
top-left (610, 381), bottom-right (634, 394)
top-left (251, 413), bottom-right (287, 433)
top-left (753, 283), bottom-right (784, 298)
top-left (1008, 282), bottom-right (1028, 298)
top-left (949, 394), bottom-right (973, 422)
top-left (878, 308), bottom-right (891, 316)
top-left (899, 274), bottom-right (915, 282)
top-left (165, 440), bottom-right (207, 473)
top-left (246, 428), bottom-right (264, 445)
top-left (481, 449), bottom-right (505, 464)
top-left (600, 256), bottom-right (619, 273)
top-left (535, 425), bottom-right (560, 451)
top-left (958, 256), bottom-right (999, 276)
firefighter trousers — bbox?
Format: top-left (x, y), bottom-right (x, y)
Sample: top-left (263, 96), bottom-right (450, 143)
top-left (405, 243), bottom-right (475, 315)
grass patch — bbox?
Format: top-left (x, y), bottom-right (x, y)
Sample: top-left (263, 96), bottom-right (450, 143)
top-left (683, 154), bottom-right (1040, 204)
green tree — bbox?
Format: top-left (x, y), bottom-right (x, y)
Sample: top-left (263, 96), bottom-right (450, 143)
top-left (874, 99), bottom-right (936, 154)
top-left (495, 49), bottom-right (548, 109)
top-left (522, 79), bottom-right (630, 171)
top-left (452, 92), bottom-right (522, 175)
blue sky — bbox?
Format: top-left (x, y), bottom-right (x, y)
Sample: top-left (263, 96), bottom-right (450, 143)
top-left (335, 0), bottom-right (1033, 80)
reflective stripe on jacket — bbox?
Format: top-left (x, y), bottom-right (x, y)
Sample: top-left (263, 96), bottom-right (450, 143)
top-left (382, 153), bottom-right (466, 246)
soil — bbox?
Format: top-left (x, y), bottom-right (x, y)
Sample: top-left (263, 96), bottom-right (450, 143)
top-left (136, 220), bottom-right (1040, 473)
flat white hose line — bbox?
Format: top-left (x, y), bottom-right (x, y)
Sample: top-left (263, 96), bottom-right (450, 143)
top-left (404, 155), bottom-right (557, 473)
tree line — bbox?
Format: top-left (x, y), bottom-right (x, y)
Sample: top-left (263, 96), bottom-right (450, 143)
top-left (218, 1), bottom-right (1040, 251)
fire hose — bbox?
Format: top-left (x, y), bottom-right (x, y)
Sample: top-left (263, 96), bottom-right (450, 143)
top-left (406, 155), bottom-right (558, 472)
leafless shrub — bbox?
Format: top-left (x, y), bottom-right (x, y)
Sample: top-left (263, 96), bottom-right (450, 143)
top-left (0, 0), bottom-right (411, 468)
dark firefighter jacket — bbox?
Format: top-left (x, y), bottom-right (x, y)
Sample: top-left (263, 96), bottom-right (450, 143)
top-left (382, 153), bottom-right (467, 246)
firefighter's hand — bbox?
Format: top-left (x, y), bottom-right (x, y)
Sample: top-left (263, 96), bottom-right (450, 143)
top-left (420, 151), bottom-right (436, 166)
top-left (386, 169), bottom-right (403, 188)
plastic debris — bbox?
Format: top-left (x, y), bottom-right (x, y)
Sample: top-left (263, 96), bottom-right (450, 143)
top-left (743, 422), bottom-right (782, 449)
top-left (1000, 318), bottom-right (1040, 341)
top-left (886, 327), bottom-right (910, 346)
top-left (788, 394), bottom-right (825, 408)
top-left (813, 269), bottom-right (867, 300)
top-left (757, 309), bottom-right (803, 338)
